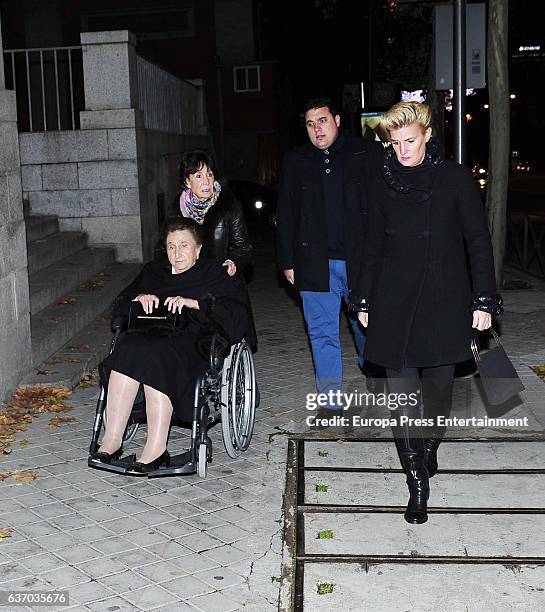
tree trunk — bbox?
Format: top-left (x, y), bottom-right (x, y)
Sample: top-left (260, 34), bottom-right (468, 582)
top-left (486, 0), bottom-right (510, 287)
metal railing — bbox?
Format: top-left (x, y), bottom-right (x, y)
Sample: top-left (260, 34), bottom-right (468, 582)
top-left (2, 46), bottom-right (84, 132)
top-left (506, 214), bottom-right (545, 280)
top-left (137, 55), bottom-right (202, 135)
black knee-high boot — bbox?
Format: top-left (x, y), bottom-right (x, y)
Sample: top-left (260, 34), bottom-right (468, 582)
top-left (422, 367), bottom-right (454, 478)
top-left (393, 422), bottom-right (429, 524)
top-left (423, 426), bottom-right (446, 477)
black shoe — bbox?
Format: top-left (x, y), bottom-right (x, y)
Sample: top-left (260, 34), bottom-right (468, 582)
top-left (314, 407), bottom-right (343, 430)
top-left (360, 363), bottom-right (385, 395)
top-left (90, 446), bottom-right (124, 464)
top-left (315, 407), bottom-right (355, 434)
top-left (129, 450), bottom-right (170, 475)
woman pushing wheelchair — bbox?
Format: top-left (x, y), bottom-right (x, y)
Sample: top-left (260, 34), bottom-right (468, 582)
top-left (90, 217), bottom-right (249, 475)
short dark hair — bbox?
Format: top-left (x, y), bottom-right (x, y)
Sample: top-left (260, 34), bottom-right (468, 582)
top-left (179, 149), bottom-right (218, 186)
top-left (163, 217), bottom-right (204, 245)
top-left (303, 97), bottom-right (338, 117)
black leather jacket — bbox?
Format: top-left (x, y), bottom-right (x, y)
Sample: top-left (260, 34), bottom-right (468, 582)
top-left (168, 188), bottom-right (253, 274)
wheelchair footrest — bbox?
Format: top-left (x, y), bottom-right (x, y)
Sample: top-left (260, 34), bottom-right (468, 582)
top-left (87, 454), bottom-right (136, 474)
top-left (147, 450), bottom-right (196, 478)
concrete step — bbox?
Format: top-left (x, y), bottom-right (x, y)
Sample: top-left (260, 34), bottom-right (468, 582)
top-left (30, 262), bottom-right (140, 367)
top-left (27, 231), bottom-right (88, 275)
top-left (304, 470), bottom-right (545, 508)
top-left (305, 512), bottom-right (545, 557)
top-left (29, 247), bottom-right (116, 315)
top-left (303, 562), bottom-right (545, 612)
top-left (20, 308), bottom-right (115, 391)
top-left (25, 215), bottom-right (59, 242)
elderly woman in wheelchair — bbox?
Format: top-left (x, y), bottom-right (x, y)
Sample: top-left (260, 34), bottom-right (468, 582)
top-left (88, 217), bottom-right (255, 477)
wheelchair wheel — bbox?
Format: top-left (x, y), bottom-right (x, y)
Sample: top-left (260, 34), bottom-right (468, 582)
top-left (220, 340), bottom-right (256, 458)
top-left (197, 443), bottom-right (208, 478)
top-left (103, 408), bottom-right (139, 445)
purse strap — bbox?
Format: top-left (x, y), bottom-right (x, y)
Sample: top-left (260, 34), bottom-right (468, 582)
top-left (471, 328), bottom-right (502, 364)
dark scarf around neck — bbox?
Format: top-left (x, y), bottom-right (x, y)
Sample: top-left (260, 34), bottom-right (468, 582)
top-left (382, 137), bottom-right (445, 198)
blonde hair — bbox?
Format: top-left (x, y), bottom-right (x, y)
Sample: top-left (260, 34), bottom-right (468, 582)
top-left (380, 101), bottom-right (433, 133)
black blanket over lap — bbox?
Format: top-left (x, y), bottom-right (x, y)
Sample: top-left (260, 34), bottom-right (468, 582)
top-left (100, 255), bottom-right (249, 421)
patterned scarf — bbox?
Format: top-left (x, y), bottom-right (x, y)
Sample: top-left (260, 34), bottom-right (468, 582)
top-left (179, 181), bottom-right (222, 224)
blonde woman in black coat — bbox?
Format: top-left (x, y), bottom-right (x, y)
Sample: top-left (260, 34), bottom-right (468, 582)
top-left (351, 102), bottom-right (503, 524)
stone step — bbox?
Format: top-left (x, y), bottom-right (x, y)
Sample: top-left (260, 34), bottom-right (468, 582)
top-left (305, 512), bottom-right (545, 558)
top-left (305, 470), bottom-right (545, 508)
top-left (20, 308), bottom-right (115, 390)
top-left (30, 262), bottom-right (140, 367)
top-left (27, 231), bottom-right (88, 275)
top-left (25, 215), bottom-right (59, 242)
top-left (304, 440), bottom-right (545, 470)
top-left (29, 247), bottom-right (116, 315)
top-left (303, 562), bottom-right (545, 612)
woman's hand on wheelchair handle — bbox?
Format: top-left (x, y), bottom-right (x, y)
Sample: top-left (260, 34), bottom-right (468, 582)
top-left (164, 296), bottom-right (200, 313)
top-left (133, 294), bottom-right (159, 314)
top-left (222, 259), bottom-right (237, 276)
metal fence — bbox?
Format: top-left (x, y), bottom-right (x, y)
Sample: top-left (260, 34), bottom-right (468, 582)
top-left (506, 214), bottom-right (545, 280)
top-left (137, 55), bottom-right (202, 135)
top-left (2, 46), bottom-right (84, 132)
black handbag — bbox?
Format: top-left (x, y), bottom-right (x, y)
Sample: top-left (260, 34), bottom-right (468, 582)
top-left (127, 303), bottom-right (185, 334)
top-left (470, 329), bottom-right (525, 406)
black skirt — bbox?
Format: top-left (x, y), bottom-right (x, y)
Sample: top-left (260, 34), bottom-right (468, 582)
top-left (100, 330), bottom-right (208, 421)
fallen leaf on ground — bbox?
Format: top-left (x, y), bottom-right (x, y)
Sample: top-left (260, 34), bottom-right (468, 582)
top-left (36, 370), bottom-right (58, 376)
top-left (0, 528), bottom-right (12, 540)
top-left (46, 356), bottom-right (82, 365)
top-left (47, 415), bottom-right (76, 429)
top-left (0, 473), bottom-right (9, 481)
top-left (18, 440), bottom-right (30, 447)
top-left (56, 297), bottom-right (76, 305)
top-left (1, 385), bottom-right (73, 454)
top-left (531, 365), bottom-right (545, 381)
top-left (79, 272), bottom-right (111, 292)
top-left (76, 371), bottom-right (99, 389)
top-left (11, 471), bottom-right (37, 483)
top-left (69, 344), bottom-right (91, 351)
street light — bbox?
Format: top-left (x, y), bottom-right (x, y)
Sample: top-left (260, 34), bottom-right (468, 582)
top-left (255, 200), bottom-right (263, 238)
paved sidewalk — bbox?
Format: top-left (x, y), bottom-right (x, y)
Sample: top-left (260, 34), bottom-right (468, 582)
top-left (1, 234), bottom-right (545, 611)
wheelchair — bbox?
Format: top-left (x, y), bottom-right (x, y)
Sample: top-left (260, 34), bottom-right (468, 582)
top-left (88, 312), bottom-right (257, 478)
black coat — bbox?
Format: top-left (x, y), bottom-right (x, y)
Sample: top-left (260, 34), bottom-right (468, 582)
top-left (277, 134), bottom-right (383, 292)
top-left (167, 187), bottom-right (257, 351)
top-left (354, 155), bottom-right (498, 370)
top-left (105, 257), bottom-right (249, 420)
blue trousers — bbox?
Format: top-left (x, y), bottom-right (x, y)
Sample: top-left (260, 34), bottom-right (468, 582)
top-left (301, 260), bottom-right (366, 408)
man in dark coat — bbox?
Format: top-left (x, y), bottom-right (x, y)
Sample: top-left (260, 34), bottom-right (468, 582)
top-left (277, 97), bottom-right (382, 411)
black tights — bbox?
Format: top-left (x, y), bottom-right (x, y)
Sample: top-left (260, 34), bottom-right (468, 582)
top-left (386, 364), bottom-right (455, 439)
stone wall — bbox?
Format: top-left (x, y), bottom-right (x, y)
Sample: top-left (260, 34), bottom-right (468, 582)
top-left (0, 15), bottom-right (32, 402)
top-left (20, 127), bottom-right (208, 262)
top-left (20, 31), bottom-right (211, 263)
